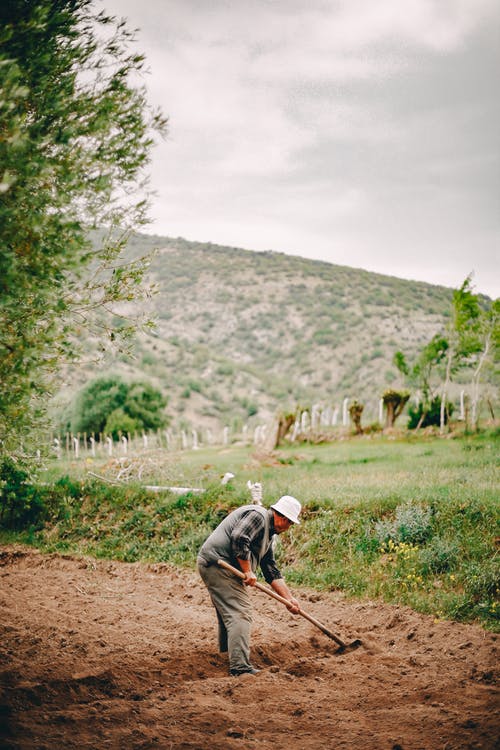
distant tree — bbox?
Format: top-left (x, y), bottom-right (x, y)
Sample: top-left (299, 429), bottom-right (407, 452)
top-left (70, 377), bottom-right (128, 435)
top-left (469, 298), bottom-right (499, 428)
top-left (0, 0), bottom-right (167, 449)
top-left (382, 389), bottom-right (410, 429)
top-left (395, 278), bottom-right (497, 432)
top-left (68, 376), bottom-right (167, 437)
top-left (413, 336), bottom-right (449, 404)
top-left (439, 276), bottom-right (481, 432)
top-left (395, 336), bottom-right (448, 429)
top-left (275, 411), bottom-right (296, 446)
top-left (348, 400), bottom-right (364, 435)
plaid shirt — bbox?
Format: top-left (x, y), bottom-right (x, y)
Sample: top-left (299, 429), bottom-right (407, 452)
top-left (231, 508), bottom-right (282, 584)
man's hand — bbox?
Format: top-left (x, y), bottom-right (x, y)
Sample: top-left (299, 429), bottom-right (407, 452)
top-left (243, 570), bottom-right (257, 586)
top-left (237, 558), bottom-right (256, 586)
top-left (285, 596), bottom-right (300, 614)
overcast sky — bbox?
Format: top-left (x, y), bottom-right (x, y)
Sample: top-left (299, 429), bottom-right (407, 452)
top-left (102, 0), bottom-right (499, 299)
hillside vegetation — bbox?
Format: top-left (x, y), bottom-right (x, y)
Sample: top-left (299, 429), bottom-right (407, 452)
top-left (54, 233), bottom-right (465, 433)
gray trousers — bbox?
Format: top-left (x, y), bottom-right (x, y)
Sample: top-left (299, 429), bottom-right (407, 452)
top-left (197, 560), bottom-right (253, 673)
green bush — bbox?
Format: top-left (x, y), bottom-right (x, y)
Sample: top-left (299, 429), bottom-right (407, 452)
top-left (67, 376), bottom-right (168, 435)
top-left (0, 457), bottom-right (44, 530)
top-left (374, 501), bottom-right (433, 545)
top-left (462, 559), bottom-right (500, 601)
top-left (408, 396), bottom-right (454, 429)
top-left (418, 536), bottom-right (460, 574)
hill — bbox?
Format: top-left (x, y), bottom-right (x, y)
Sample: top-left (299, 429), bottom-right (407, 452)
top-left (55, 233), bottom-right (461, 436)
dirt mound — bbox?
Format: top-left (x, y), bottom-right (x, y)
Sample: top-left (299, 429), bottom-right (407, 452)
top-left (0, 546), bottom-right (498, 749)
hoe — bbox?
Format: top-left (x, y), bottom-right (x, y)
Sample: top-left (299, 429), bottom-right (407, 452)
top-left (218, 559), bottom-right (362, 654)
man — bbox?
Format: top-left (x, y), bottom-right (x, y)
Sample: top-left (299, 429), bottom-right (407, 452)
top-left (197, 495), bottom-right (302, 676)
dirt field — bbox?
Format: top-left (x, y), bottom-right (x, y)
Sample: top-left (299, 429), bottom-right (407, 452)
top-left (0, 547), bottom-right (498, 750)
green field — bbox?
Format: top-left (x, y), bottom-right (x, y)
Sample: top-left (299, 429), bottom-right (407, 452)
top-left (1, 431), bottom-right (499, 630)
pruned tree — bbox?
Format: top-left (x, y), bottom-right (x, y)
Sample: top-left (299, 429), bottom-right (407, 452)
top-left (348, 400), bottom-right (364, 435)
top-left (382, 389), bottom-right (410, 429)
top-left (0, 1), bottom-right (167, 449)
top-left (276, 412), bottom-right (296, 446)
top-left (264, 411), bottom-right (296, 450)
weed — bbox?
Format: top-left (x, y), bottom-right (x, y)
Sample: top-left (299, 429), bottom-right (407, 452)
top-left (418, 537), bottom-right (460, 574)
top-left (375, 502), bottom-right (433, 545)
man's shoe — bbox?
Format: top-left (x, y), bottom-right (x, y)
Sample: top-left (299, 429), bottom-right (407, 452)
top-left (229, 666), bottom-right (260, 676)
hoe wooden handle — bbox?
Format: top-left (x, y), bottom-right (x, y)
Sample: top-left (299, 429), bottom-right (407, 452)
top-left (217, 558), bottom-right (347, 648)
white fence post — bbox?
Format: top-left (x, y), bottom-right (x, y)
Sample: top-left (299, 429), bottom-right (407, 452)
top-left (342, 398), bottom-right (349, 426)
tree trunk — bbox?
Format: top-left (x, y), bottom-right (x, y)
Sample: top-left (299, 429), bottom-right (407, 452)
top-left (416, 409), bottom-right (428, 430)
top-left (383, 390), bottom-right (410, 430)
top-left (471, 330), bottom-right (492, 430)
top-left (385, 402), bottom-right (396, 429)
top-left (275, 413), bottom-right (296, 447)
top-left (440, 350), bottom-right (453, 434)
top-left (348, 402), bottom-right (364, 435)
top-left (486, 398), bottom-right (495, 420)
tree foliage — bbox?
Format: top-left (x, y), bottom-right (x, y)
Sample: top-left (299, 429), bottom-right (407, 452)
top-left (0, 0), bottom-right (167, 447)
top-left (439, 276), bottom-right (494, 431)
top-left (395, 275), bottom-right (498, 431)
top-left (67, 376), bottom-right (168, 438)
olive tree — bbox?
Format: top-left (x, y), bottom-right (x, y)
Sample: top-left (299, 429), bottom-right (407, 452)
top-left (0, 1), bottom-right (167, 448)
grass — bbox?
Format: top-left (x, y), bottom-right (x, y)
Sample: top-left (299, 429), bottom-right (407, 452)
top-left (1, 430), bottom-right (499, 630)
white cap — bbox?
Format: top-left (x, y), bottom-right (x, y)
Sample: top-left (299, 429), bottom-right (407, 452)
top-left (271, 495), bottom-right (301, 524)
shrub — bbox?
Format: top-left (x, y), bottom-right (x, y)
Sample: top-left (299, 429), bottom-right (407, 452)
top-left (408, 396), bottom-right (454, 429)
top-left (0, 457), bottom-right (44, 530)
top-left (70, 376), bottom-right (128, 434)
top-left (375, 502), bottom-right (433, 545)
top-left (418, 536), bottom-right (460, 574)
top-left (68, 376), bottom-right (168, 435)
top-left (462, 559), bottom-right (500, 601)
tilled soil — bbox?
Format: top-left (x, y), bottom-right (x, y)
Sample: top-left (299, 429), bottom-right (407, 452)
top-left (0, 546), bottom-right (498, 750)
